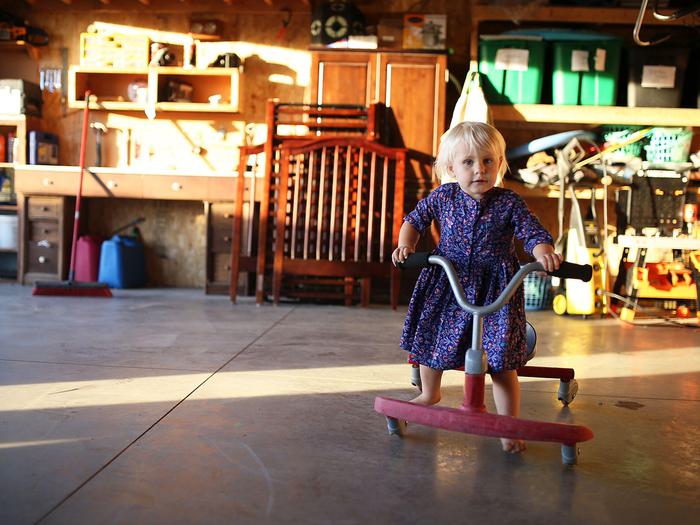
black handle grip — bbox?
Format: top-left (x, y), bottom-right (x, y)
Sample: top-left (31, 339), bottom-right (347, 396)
top-left (549, 261), bottom-right (592, 282)
top-left (397, 252), bottom-right (431, 270)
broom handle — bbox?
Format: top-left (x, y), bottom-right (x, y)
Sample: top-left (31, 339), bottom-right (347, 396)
top-left (68, 90), bottom-right (91, 281)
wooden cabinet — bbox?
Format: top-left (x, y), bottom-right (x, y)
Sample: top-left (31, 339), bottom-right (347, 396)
top-left (18, 195), bottom-right (73, 284)
top-left (310, 50), bottom-right (447, 204)
top-left (205, 201), bottom-right (234, 294)
top-left (68, 66), bottom-right (240, 113)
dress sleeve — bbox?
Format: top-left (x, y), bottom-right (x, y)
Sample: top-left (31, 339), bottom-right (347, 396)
top-left (404, 188), bottom-right (440, 233)
top-left (511, 193), bottom-right (554, 255)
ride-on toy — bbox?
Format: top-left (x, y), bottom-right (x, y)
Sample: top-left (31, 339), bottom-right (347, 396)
top-left (374, 253), bottom-right (594, 465)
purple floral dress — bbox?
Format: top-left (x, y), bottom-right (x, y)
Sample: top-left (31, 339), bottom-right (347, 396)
top-left (401, 183), bottom-right (553, 372)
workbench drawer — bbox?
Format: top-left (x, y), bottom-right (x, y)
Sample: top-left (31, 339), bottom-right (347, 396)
top-left (142, 175), bottom-right (208, 201)
top-left (211, 252), bottom-right (231, 283)
top-left (210, 224), bottom-right (233, 253)
top-left (209, 202), bottom-right (235, 228)
top-left (29, 219), bottom-right (60, 243)
top-left (17, 173), bottom-right (78, 196)
top-left (83, 172), bottom-right (143, 198)
top-left (26, 242), bottom-right (59, 274)
top-left (27, 197), bottom-right (63, 219)
top-left (207, 176), bottom-right (236, 201)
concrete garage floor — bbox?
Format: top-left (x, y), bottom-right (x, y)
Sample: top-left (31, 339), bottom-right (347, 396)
top-left (1, 283), bottom-right (699, 525)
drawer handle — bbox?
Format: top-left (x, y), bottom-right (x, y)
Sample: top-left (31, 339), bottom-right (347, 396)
top-left (107, 180), bottom-right (118, 189)
top-left (42, 178), bottom-right (54, 186)
top-left (171, 182), bottom-right (182, 191)
top-left (38, 256), bottom-right (48, 264)
top-left (223, 236), bottom-right (231, 242)
top-left (37, 240), bottom-right (51, 248)
top-left (42, 206), bottom-right (50, 212)
top-left (224, 213), bottom-right (233, 219)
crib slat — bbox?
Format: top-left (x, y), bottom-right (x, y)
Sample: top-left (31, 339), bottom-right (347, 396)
top-left (379, 158), bottom-right (389, 263)
top-left (316, 146), bottom-right (327, 260)
top-left (341, 145), bottom-right (352, 261)
top-left (290, 153), bottom-right (302, 258)
top-left (303, 150), bottom-right (315, 260)
top-left (328, 145), bottom-right (339, 261)
top-left (367, 151), bottom-right (376, 262)
top-left (354, 148), bottom-right (364, 262)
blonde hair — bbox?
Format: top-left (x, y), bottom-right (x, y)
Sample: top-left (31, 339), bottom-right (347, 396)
top-left (435, 121), bottom-right (509, 184)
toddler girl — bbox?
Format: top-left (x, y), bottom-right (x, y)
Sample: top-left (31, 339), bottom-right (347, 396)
top-left (392, 121), bottom-right (562, 453)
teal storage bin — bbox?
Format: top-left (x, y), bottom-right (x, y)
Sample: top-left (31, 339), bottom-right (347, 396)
top-left (552, 37), bottom-right (621, 105)
top-left (98, 235), bottom-right (147, 289)
top-left (479, 36), bottom-right (545, 104)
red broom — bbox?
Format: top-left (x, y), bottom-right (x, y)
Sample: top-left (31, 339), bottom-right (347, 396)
top-left (32, 90), bottom-right (112, 297)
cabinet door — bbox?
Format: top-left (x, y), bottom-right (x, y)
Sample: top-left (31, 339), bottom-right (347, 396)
top-left (376, 53), bottom-right (446, 208)
top-left (310, 52), bottom-right (377, 106)
top-left (376, 53), bottom-right (446, 158)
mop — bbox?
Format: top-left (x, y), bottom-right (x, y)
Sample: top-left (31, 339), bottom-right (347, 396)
top-left (32, 91), bottom-right (112, 297)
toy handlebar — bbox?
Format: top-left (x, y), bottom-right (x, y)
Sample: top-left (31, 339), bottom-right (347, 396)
top-left (550, 261), bottom-right (592, 282)
top-left (398, 252), bottom-right (592, 281)
top-left (396, 252), bottom-right (431, 269)
top-left (398, 252), bottom-right (592, 316)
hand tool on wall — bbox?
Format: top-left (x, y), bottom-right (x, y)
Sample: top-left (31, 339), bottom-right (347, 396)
top-left (90, 122), bottom-right (107, 167)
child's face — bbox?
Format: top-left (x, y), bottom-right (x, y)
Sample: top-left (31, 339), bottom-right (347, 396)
top-left (448, 141), bottom-right (503, 200)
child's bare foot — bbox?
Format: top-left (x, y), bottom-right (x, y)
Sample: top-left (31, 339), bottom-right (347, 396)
top-left (501, 438), bottom-right (526, 454)
top-left (409, 393), bottom-right (440, 406)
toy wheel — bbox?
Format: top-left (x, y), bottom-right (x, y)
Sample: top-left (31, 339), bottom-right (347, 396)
top-left (552, 293), bottom-right (567, 315)
top-left (558, 379), bottom-right (579, 406)
top-left (386, 417), bottom-right (404, 436)
top-left (525, 321), bottom-right (537, 362)
top-left (410, 365), bottom-right (422, 391)
top-left (561, 444), bottom-right (579, 465)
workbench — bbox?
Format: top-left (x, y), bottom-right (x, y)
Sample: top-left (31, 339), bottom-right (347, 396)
top-left (14, 165), bottom-right (237, 292)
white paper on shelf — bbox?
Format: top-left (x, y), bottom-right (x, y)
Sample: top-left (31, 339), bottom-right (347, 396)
top-left (641, 65), bottom-right (676, 89)
top-left (571, 50), bottom-right (589, 72)
top-left (595, 48), bottom-right (607, 71)
top-left (495, 48), bottom-right (529, 71)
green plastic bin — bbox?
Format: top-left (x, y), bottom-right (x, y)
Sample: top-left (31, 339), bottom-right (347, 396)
top-left (505, 29), bottom-right (622, 106)
top-left (479, 36), bottom-right (545, 104)
top-left (552, 37), bottom-right (621, 106)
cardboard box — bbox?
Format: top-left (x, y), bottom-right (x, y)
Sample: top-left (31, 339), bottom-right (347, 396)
top-left (378, 18), bottom-right (403, 48)
top-left (80, 32), bottom-right (150, 69)
top-left (0, 79), bottom-right (42, 116)
top-left (402, 14), bottom-right (446, 50)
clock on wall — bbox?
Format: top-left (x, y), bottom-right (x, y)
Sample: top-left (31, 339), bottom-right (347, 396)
top-left (310, 1), bottom-right (365, 45)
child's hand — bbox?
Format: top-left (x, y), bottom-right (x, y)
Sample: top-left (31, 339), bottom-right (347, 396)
top-left (392, 245), bottom-right (415, 267)
top-left (536, 251), bottom-right (563, 273)
top-left (532, 243), bottom-right (563, 273)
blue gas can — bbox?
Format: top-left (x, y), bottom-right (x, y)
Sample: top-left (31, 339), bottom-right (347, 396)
top-left (97, 235), bottom-right (147, 288)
